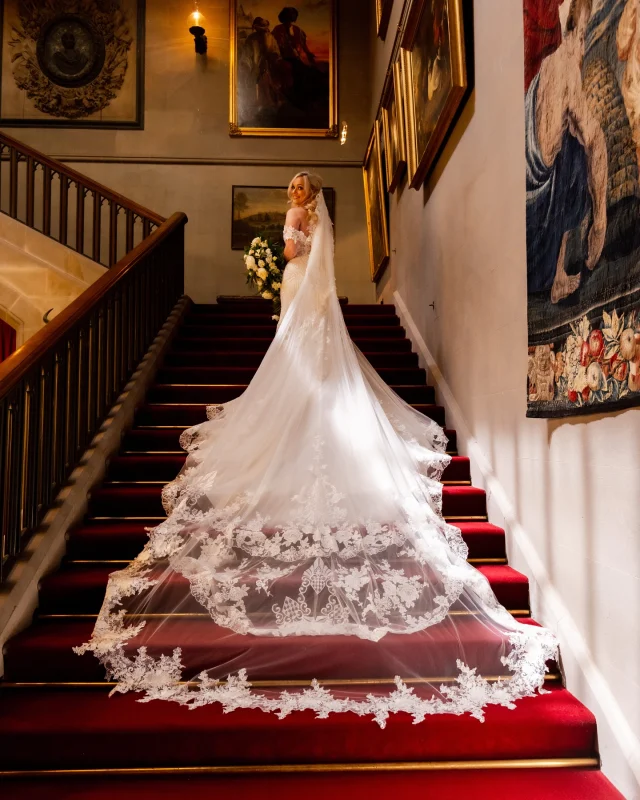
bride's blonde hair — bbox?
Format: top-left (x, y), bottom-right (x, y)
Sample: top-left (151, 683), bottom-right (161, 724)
top-left (288, 171), bottom-right (323, 226)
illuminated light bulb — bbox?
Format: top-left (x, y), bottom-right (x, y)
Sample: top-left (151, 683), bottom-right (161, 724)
top-left (340, 121), bottom-right (348, 146)
top-left (189, 5), bottom-right (207, 54)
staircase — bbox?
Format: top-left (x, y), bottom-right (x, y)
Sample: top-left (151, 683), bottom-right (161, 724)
top-left (0, 298), bottom-right (624, 798)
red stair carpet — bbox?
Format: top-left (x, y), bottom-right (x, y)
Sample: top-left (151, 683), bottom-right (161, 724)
top-left (0, 298), bottom-right (624, 799)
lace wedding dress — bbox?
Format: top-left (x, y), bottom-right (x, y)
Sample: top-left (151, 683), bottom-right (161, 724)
top-left (77, 192), bottom-right (558, 726)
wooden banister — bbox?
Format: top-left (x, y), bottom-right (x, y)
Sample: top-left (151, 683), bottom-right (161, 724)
top-left (0, 132), bottom-right (188, 583)
top-left (0, 211), bottom-right (187, 395)
top-left (0, 130), bottom-right (164, 227)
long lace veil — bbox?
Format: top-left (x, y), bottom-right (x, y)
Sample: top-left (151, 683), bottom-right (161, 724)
top-left (77, 191), bottom-right (557, 725)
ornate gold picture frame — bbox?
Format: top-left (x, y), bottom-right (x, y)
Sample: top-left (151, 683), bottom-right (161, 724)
top-left (381, 51), bottom-right (407, 193)
top-left (363, 119), bottom-right (390, 282)
top-left (402, 0), bottom-right (467, 188)
top-left (0, 0), bottom-right (145, 129)
top-left (230, 1), bottom-right (338, 138)
top-left (376, 0), bottom-right (394, 40)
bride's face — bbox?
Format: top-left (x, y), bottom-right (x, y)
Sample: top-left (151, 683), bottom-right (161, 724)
top-left (290, 178), bottom-right (309, 206)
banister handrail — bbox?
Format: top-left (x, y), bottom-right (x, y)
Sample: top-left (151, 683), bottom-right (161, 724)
top-left (0, 131), bottom-right (187, 583)
top-left (0, 211), bottom-right (187, 396)
top-left (0, 130), bottom-right (165, 227)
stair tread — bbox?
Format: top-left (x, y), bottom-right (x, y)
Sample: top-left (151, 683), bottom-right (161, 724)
top-left (0, 685), bottom-right (597, 770)
top-left (1, 770), bottom-right (624, 800)
top-left (37, 561), bottom-right (529, 616)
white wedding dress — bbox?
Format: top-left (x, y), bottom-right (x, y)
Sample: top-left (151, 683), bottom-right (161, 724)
top-left (77, 193), bottom-right (558, 726)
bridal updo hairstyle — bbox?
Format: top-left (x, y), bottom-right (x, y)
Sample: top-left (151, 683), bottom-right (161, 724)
top-left (288, 171), bottom-right (323, 227)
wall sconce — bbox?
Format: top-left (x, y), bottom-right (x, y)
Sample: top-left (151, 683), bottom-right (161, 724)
top-left (189, 8), bottom-right (207, 54)
top-left (340, 121), bottom-right (348, 146)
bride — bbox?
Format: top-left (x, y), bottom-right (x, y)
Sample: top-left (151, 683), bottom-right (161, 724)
top-left (77, 172), bottom-right (558, 726)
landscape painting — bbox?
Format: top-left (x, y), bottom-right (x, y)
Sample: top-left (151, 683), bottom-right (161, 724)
top-left (525, 0), bottom-right (640, 417)
top-left (232, 186), bottom-right (335, 250)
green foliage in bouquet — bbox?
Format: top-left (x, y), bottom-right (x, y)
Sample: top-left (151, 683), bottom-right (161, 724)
top-left (244, 237), bottom-right (285, 321)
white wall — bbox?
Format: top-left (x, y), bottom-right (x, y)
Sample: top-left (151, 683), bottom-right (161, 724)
top-left (372, 1), bottom-right (640, 796)
top-left (2, 0), bottom-right (375, 304)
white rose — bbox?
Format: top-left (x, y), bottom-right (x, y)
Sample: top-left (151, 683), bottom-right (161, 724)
top-left (266, 256), bottom-right (273, 264)
top-left (257, 267), bottom-right (268, 279)
top-left (266, 248), bottom-right (272, 256)
top-left (249, 249), bottom-right (255, 255)
top-left (251, 237), bottom-right (260, 246)
top-left (245, 255), bottom-right (256, 269)
top-left (258, 259), bottom-right (265, 268)
top-left (272, 315), bottom-right (280, 321)
top-left (262, 290), bottom-right (273, 300)
top-left (272, 282), bottom-right (281, 290)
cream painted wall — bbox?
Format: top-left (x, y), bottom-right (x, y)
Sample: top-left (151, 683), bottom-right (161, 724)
top-left (0, 214), bottom-right (107, 346)
top-left (371, 1), bottom-right (640, 797)
top-left (3, 0), bottom-right (375, 303)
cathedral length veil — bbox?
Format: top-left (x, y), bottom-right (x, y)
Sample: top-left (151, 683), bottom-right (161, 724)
top-left (76, 189), bottom-right (558, 726)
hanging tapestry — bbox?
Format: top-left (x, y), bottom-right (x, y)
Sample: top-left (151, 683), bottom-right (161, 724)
top-left (525, 0), bottom-right (640, 417)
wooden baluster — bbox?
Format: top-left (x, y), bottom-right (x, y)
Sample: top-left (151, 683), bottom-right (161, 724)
top-left (143, 217), bottom-right (152, 239)
top-left (42, 165), bottom-right (52, 236)
top-left (51, 352), bottom-right (62, 493)
top-left (26, 156), bottom-right (35, 228)
top-left (9, 148), bottom-right (18, 219)
top-left (76, 328), bottom-right (86, 455)
top-left (0, 144), bottom-right (4, 215)
top-left (64, 340), bottom-right (75, 471)
top-left (93, 192), bottom-right (102, 263)
top-left (109, 202), bottom-right (119, 267)
top-left (59, 176), bottom-right (69, 245)
top-left (125, 210), bottom-right (135, 253)
top-left (76, 184), bottom-right (85, 255)
top-left (86, 318), bottom-right (95, 435)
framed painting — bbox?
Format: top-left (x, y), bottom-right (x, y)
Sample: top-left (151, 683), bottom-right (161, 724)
top-left (402, 0), bottom-right (467, 188)
top-left (381, 51), bottom-right (407, 193)
top-left (232, 186), bottom-right (336, 250)
top-left (230, 1), bottom-right (338, 138)
top-left (0, 0), bottom-right (145, 128)
top-left (376, 0), bottom-right (394, 40)
top-left (363, 120), bottom-right (390, 282)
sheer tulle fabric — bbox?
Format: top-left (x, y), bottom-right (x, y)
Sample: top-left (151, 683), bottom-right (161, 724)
top-left (76, 193), bottom-right (558, 726)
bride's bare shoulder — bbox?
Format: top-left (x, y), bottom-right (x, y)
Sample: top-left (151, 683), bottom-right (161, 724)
top-left (285, 206), bottom-right (306, 228)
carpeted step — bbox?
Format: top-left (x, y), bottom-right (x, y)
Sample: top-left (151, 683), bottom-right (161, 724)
top-left (120, 426), bottom-right (458, 455)
top-left (440, 486), bottom-right (486, 518)
top-left (163, 350), bottom-right (420, 369)
top-left (36, 562), bottom-right (527, 615)
top-left (175, 336), bottom-right (414, 353)
top-left (132, 402), bottom-right (446, 428)
top-left (155, 366), bottom-right (428, 386)
top-left (146, 384), bottom-right (436, 404)
top-left (65, 510), bottom-right (495, 564)
top-left (206, 299), bottom-right (398, 315)
top-left (66, 521), bottom-right (151, 561)
top-left (105, 453), bottom-right (468, 483)
top-left (177, 324), bottom-right (407, 340)
top-left (86, 483), bottom-right (482, 519)
top-left (455, 522), bottom-right (507, 560)
top-left (3, 617), bottom-right (553, 683)
top-left (1, 769), bottom-right (625, 800)
top-left (441, 456), bottom-right (470, 483)
top-left (0, 685), bottom-right (597, 771)
top-left (186, 313), bottom-right (402, 327)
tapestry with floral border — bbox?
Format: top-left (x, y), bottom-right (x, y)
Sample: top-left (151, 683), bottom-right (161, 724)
top-left (524, 0), bottom-right (640, 417)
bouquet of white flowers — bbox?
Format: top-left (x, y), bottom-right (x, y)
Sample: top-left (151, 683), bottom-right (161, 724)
top-left (244, 237), bottom-right (284, 321)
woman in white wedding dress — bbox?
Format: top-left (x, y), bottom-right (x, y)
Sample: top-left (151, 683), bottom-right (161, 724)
top-left (77, 172), bottom-right (558, 726)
